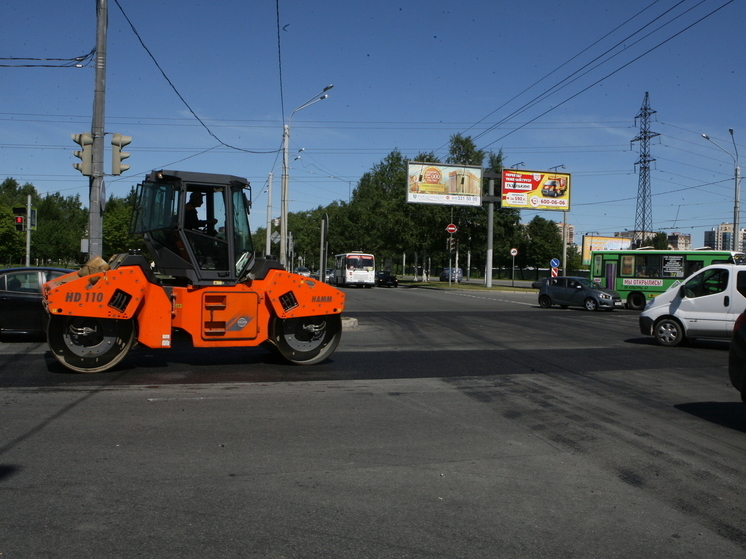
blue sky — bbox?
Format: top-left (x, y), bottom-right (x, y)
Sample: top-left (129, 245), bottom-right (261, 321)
top-left (1, 0), bottom-right (744, 247)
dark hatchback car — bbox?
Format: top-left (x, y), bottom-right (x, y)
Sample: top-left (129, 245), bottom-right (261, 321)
top-left (0, 267), bottom-right (74, 337)
top-left (538, 276), bottom-right (623, 311)
top-left (728, 311), bottom-right (746, 402)
top-left (376, 270), bottom-right (398, 288)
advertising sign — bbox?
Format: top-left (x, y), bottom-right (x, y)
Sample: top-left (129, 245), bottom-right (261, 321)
top-left (407, 162), bottom-right (482, 207)
top-left (581, 235), bottom-right (633, 265)
top-left (501, 169), bottom-right (571, 211)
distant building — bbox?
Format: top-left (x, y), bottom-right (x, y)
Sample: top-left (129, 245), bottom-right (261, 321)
top-left (556, 222), bottom-right (575, 245)
top-left (704, 223), bottom-right (745, 252)
top-left (614, 230), bottom-right (657, 247)
top-left (667, 232), bottom-right (691, 251)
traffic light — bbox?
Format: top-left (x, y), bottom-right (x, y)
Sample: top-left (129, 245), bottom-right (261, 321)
top-left (448, 237), bottom-right (456, 252)
top-left (12, 207), bottom-right (25, 232)
top-left (72, 132), bottom-right (93, 176)
top-left (111, 133), bottom-right (132, 175)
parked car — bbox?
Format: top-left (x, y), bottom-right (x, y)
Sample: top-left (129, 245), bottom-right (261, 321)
top-left (375, 271), bottom-right (398, 288)
top-left (728, 310), bottom-right (746, 402)
top-left (0, 267), bottom-right (74, 337)
top-left (294, 266), bottom-right (311, 277)
top-left (439, 267), bottom-right (463, 282)
top-left (538, 276), bottom-right (623, 311)
top-left (640, 263), bottom-right (746, 347)
top-left (532, 278), bottom-right (549, 289)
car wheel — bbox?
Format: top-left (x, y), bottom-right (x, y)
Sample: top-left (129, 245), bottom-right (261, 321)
top-left (627, 292), bottom-right (646, 311)
top-left (584, 298), bottom-right (599, 311)
top-left (538, 295), bottom-right (552, 308)
top-left (654, 318), bottom-right (685, 347)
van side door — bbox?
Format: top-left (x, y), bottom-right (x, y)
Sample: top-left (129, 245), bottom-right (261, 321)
top-left (677, 267), bottom-right (731, 338)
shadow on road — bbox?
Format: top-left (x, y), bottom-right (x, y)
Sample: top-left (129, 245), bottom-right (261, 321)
top-left (675, 401), bottom-right (746, 432)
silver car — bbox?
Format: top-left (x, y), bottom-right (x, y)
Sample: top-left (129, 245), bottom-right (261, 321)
top-left (538, 276), bottom-right (623, 311)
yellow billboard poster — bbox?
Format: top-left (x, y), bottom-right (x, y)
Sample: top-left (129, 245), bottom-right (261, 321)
top-left (407, 162), bottom-right (482, 206)
top-left (581, 235), bottom-right (632, 265)
top-left (501, 169), bottom-right (571, 211)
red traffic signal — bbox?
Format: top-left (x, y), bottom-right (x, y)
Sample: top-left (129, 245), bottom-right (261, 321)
top-left (14, 216), bottom-right (24, 231)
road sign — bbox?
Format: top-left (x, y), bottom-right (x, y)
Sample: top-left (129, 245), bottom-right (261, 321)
top-left (550, 258), bottom-right (560, 268)
top-left (510, 248), bottom-right (518, 256)
top-left (551, 267), bottom-right (558, 277)
top-left (445, 223), bottom-right (458, 234)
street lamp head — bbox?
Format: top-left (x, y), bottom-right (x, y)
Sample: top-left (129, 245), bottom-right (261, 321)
top-left (702, 134), bottom-right (710, 140)
top-left (729, 128), bottom-right (734, 136)
top-left (323, 84), bottom-right (334, 92)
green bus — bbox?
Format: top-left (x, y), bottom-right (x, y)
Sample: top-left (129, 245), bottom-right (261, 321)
top-left (590, 249), bottom-right (746, 310)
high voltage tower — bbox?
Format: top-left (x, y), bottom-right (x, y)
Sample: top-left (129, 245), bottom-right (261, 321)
top-left (631, 92), bottom-right (659, 247)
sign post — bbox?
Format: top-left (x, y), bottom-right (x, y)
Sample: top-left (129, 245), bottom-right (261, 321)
top-left (550, 258), bottom-right (561, 278)
top-left (445, 224), bottom-right (458, 286)
top-left (510, 248), bottom-right (518, 287)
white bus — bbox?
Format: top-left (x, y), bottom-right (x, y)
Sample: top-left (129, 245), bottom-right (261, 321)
top-left (333, 252), bottom-right (375, 287)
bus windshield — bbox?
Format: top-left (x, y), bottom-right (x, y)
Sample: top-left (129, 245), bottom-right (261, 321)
top-left (346, 255), bottom-right (374, 270)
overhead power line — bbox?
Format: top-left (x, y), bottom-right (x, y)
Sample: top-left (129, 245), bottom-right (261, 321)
top-left (0, 47), bottom-right (96, 68)
top-left (111, 0), bottom-right (277, 155)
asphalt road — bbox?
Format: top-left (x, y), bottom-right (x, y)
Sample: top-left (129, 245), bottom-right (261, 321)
top-left (1, 285), bottom-right (744, 558)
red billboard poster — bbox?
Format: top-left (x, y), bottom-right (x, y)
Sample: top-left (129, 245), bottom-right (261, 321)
top-left (501, 169), bottom-right (571, 211)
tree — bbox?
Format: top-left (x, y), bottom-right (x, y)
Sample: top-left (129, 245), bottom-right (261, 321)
top-left (103, 188), bottom-right (147, 258)
top-left (0, 205), bottom-right (25, 264)
top-left (524, 216), bottom-right (563, 270)
top-left (34, 193), bottom-right (88, 266)
top-left (643, 232), bottom-right (669, 250)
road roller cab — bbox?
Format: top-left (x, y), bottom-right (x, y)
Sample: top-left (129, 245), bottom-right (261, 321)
top-left (43, 170), bottom-right (345, 373)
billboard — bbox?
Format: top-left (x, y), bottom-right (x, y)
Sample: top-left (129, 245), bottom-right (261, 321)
top-left (501, 169), bottom-right (571, 211)
top-left (407, 162), bottom-right (482, 207)
top-left (581, 235), bottom-right (633, 265)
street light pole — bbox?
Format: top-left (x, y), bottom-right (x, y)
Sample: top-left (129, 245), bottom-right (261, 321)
top-left (703, 130), bottom-right (741, 252)
top-left (280, 84), bottom-right (333, 268)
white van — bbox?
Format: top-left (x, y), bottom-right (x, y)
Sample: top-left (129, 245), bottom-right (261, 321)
top-left (639, 264), bottom-right (746, 346)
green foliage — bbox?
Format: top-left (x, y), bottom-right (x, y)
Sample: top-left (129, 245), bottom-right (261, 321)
top-left (103, 188), bottom-right (147, 258)
top-left (34, 192), bottom-right (88, 265)
top-left (524, 215), bottom-right (563, 270)
top-left (643, 232), bottom-right (669, 250)
top-left (0, 205), bottom-right (25, 264)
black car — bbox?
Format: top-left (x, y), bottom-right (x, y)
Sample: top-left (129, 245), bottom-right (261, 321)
top-left (376, 271), bottom-right (398, 287)
top-left (0, 267), bottom-right (74, 337)
top-left (728, 310), bottom-right (746, 403)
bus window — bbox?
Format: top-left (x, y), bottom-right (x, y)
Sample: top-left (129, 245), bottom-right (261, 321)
top-left (621, 255), bottom-right (634, 276)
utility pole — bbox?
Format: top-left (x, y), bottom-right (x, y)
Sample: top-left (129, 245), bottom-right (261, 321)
top-left (483, 171), bottom-right (500, 288)
top-left (88, 0), bottom-right (107, 259)
top-left (631, 92), bottom-right (659, 248)
top-left (265, 172), bottom-right (273, 257)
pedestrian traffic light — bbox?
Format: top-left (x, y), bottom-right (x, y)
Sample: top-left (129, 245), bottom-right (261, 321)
top-left (14, 216), bottom-right (24, 232)
top-left (111, 133), bottom-right (132, 175)
top-left (72, 132), bottom-right (93, 176)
